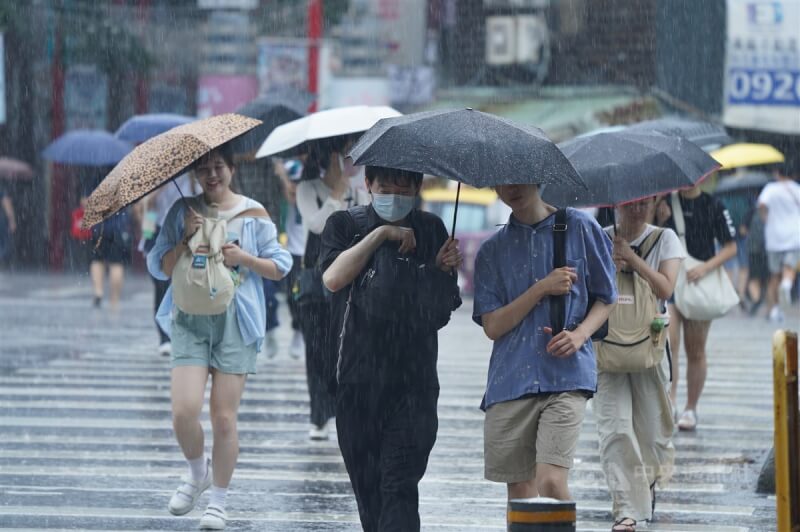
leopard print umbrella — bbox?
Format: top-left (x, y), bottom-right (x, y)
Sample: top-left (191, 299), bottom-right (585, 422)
top-left (82, 113), bottom-right (262, 228)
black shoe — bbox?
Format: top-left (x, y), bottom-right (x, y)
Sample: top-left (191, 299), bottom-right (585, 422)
top-left (93, 296), bottom-right (101, 308)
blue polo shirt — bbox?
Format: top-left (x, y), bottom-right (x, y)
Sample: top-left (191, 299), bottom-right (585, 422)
top-left (472, 208), bottom-right (616, 410)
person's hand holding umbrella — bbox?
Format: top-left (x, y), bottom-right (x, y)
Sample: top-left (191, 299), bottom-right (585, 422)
top-left (182, 207), bottom-right (204, 243)
top-left (436, 237), bottom-right (462, 273)
top-left (612, 233), bottom-right (635, 271)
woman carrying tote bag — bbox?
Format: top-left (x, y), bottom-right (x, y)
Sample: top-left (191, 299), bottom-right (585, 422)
top-left (655, 186), bottom-right (737, 431)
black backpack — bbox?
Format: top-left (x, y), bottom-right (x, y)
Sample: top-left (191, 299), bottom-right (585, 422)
top-left (345, 206), bottom-right (462, 332)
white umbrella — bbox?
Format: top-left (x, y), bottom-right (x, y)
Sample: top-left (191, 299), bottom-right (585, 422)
top-left (255, 105), bottom-right (401, 159)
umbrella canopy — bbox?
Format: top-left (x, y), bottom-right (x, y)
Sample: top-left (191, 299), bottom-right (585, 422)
top-left (42, 130), bottom-right (133, 166)
top-left (710, 143), bottom-right (785, 170)
top-left (114, 113), bottom-right (196, 143)
top-left (349, 108), bottom-right (586, 189)
top-left (628, 116), bottom-right (732, 151)
top-left (0, 157), bottom-right (34, 180)
top-left (541, 131), bottom-right (720, 208)
top-left (256, 105), bottom-right (401, 159)
top-left (82, 113), bottom-right (261, 227)
top-left (229, 96), bottom-right (307, 154)
top-left (714, 171), bottom-right (771, 195)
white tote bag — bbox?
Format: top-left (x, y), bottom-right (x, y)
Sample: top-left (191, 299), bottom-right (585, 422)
top-left (670, 193), bottom-right (739, 321)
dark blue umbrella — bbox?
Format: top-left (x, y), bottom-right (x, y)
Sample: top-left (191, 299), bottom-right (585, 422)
top-left (542, 131), bottom-right (720, 208)
top-left (42, 130), bottom-right (133, 166)
top-left (229, 94), bottom-right (309, 154)
top-left (114, 113), bottom-right (195, 143)
top-left (628, 116), bottom-right (732, 152)
top-left (714, 171), bottom-right (771, 195)
top-left (349, 108), bottom-right (586, 235)
top-left (350, 108), bottom-right (585, 189)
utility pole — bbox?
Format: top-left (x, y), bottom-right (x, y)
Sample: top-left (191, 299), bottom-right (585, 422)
top-left (49, 1), bottom-right (66, 270)
top-left (307, 0), bottom-right (322, 112)
top-left (135, 0), bottom-right (151, 114)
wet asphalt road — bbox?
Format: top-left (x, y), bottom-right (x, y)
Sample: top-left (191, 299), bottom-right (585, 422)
top-left (0, 271), bottom-right (793, 531)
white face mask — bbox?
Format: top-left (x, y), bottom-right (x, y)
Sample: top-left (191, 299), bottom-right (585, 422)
top-left (371, 193), bottom-right (415, 222)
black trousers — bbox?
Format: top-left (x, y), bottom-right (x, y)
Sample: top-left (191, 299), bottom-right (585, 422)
top-left (336, 383), bottom-right (439, 532)
top-left (153, 277), bottom-right (170, 344)
top-left (299, 301), bottom-right (336, 427)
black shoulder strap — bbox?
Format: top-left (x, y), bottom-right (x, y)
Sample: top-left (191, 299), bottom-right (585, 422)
top-left (638, 228), bottom-right (664, 261)
top-left (347, 205), bottom-right (372, 241)
top-left (550, 209), bottom-right (568, 335)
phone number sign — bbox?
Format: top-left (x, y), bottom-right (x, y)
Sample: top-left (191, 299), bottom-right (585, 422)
top-left (723, 0), bottom-right (800, 133)
top-left (728, 69), bottom-right (800, 105)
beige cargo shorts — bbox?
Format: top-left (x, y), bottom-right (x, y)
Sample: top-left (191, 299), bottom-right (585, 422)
top-left (484, 391), bottom-right (588, 483)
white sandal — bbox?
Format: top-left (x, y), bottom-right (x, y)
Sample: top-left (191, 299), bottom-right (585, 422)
top-left (168, 459), bottom-right (212, 516)
top-left (199, 504), bottom-right (227, 530)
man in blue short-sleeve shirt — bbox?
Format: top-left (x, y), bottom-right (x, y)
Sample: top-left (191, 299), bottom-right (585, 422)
top-left (473, 183), bottom-right (616, 504)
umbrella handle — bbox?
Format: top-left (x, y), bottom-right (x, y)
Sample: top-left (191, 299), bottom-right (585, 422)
top-left (173, 179), bottom-right (190, 210)
top-left (451, 182), bottom-right (461, 238)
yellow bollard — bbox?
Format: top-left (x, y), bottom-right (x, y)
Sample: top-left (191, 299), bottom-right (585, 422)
top-left (772, 330), bottom-right (800, 531)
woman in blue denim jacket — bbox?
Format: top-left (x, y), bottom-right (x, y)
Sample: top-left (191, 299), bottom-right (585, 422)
top-left (147, 145), bottom-right (292, 530)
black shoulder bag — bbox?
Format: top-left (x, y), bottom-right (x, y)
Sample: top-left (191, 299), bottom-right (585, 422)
top-left (550, 208), bottom-right (608, 341)
top-left (293, 195), bottom-right (327, 306)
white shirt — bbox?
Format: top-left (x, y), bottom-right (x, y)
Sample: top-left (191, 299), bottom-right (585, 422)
top-left (217, 196), bottom-right (264, 244)
top-left (285, 203), bottom-right (307, 256)
top-left (605, 223), bottom-right (685, 311)
top-left (296, 178), bottom-right (370, 236)
top-left (757, 180), bottom-right (800, 252)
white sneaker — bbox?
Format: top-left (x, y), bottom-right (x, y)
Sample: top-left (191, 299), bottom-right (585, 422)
top-left (290, 330), bottom-right (305, 359)
top-left (309, 421), bottom-right (330, 441)
top-left (158, 342), bottom-right (172, 357)
top-left (199, 504), bottom-right (227, 530)
top-left (769, 305), bottom-right (785, 323)
top-left (168, 458), bottom-right (212, 516)
top-left (265, 330), bottom-right (279, 359)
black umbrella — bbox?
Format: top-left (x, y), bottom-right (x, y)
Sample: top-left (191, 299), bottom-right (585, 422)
top-left (229, 92), bottom-right (310, 154)
top-left (628, 116), bottom-right (732, 151)
top-left (714, 171), bottom-right (771, 195)
top-left (349, 108), bottom-right (586, 234)
top-left (541, 131), bottom-right (720, 208)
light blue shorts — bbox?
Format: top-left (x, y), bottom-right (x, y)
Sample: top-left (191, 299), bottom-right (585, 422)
top-left (171, 304), bottom-right (258, 374)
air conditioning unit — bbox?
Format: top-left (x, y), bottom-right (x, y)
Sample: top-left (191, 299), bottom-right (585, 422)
top-left (516, 14), bottom-right (548, 64)
top-left (485, 16), bottom-right (516, 65)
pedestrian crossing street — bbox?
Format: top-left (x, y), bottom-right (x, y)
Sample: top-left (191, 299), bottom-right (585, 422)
top-left (0, 274), bottom-right (780, 530)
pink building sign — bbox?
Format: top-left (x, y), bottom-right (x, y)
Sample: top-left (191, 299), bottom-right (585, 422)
top-left (197, 75), bottom-right (258, 118)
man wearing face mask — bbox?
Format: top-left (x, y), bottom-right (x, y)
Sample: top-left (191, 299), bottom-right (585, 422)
top-left (320, 166), bottom-right (462, 532)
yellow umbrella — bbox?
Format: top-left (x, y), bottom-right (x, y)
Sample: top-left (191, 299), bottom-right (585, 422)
top-left (710, 143), bottom-right (785, 170)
